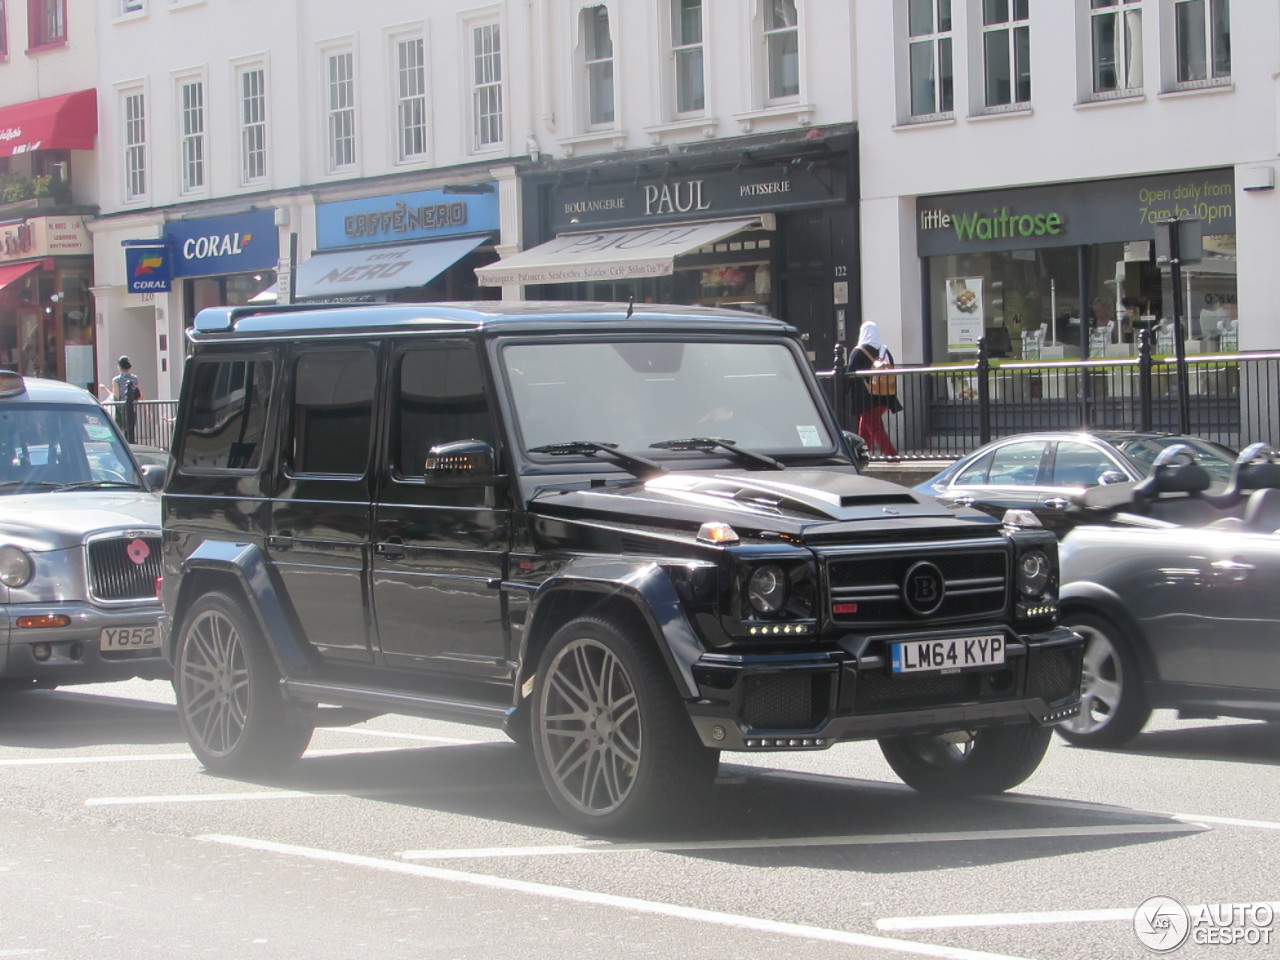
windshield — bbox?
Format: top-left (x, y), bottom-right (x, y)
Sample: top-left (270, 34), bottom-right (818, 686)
top-left (0, 403), bottom-right (143, 492)
top-left (1118, 436), bottom-right (1236, 483)
top-left (504, 340), bottom-right (835, 456)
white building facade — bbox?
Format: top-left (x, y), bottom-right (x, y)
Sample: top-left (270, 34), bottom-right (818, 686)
top-left (855, 0), bottom-right (1280, 365)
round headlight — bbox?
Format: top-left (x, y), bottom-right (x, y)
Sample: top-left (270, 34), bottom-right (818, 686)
top-left (1017, 550), bottom-right (1051, 597)
top-left (748, 564), bottom-right (788, 616)
top-left (0, 545), bottom-right (33, 588)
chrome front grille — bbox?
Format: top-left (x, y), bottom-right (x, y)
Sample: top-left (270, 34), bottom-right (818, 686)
top-left (87, 535), bottom-right (163, 603)
top-left (826, 543), bottom-right (1009, 625)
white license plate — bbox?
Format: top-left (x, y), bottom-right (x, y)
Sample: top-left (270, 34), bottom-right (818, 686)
top-left (891, 635), bottom-right (1005, 675)
top-left (100, 626), bottom-right (161, 651)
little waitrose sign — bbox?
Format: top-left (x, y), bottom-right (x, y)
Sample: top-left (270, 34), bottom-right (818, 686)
top-left (162, 208), bottom-right (278, 278)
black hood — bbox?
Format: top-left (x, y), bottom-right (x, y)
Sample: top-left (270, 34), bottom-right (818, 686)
top-left (530, 468), bottom-right (990, 541)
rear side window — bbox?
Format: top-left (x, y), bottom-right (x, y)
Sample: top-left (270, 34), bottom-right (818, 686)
top-left (288, 348), bottom-right (377, 476)
top-left (393, 344), bottom-right (492, 478)
top-left (179, 358), bottom-right (273, 471)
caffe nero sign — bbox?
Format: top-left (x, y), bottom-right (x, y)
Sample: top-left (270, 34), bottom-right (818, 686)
top-left (916, 168), bottom-right (1236, 257)
top-left (548, 163), bottom-right (846, 233)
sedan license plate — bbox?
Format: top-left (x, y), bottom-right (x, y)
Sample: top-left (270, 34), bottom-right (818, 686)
top-left (100, 626), bottom-right (161, 651)
top-left (891, 635), bottom-right (1005, 675)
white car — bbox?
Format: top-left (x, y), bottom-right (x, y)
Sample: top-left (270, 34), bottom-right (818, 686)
top-left (0, 372), bottom-right (168, 691)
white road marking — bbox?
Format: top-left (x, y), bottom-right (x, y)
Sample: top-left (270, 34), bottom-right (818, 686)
top-left (85, 781), bottom-right (541, 806)
top-left (199, 833), bottom-right (1034, 960)
top-left (399, 823), bottom-right (1203, 861)
top-left (878, 901), bottom-right (1280, 932)
top-left (0, 745), bottom-right (406, 766)
top-left (1169, 812), bottom-right (1280, 831)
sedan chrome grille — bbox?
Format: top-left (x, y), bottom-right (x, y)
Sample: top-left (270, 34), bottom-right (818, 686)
top-left (87, 535), bottom-right (162, 603)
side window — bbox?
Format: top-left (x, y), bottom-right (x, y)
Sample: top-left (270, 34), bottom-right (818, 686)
top-left (393, 344), bottom-right (492, 478)
top-left (289, 348), bottom-right (376, 476)
top-left (1051, 441), bottom-right (1117, 487)
top-left (985, 441), bottom-right (1046, 485)
top-left (954, 450), bottom-right (995, 485)
top-left (178, 358), bottom-right (273, 471)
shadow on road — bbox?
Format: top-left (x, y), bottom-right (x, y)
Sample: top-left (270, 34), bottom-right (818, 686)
top-left (0, 686), bottom-right (182, 748)
top-left (1058, 719), bottom-right (1280, 766)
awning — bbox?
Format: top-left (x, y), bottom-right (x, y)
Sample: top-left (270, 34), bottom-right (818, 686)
top-left (0, 260), bottom-right (47, 295)
top-left (474, 217), bottom-right (760, 287)
top-left (295, 235), bottom-right (487, 299)
top-left (0, 89), bottom-right (98, 159)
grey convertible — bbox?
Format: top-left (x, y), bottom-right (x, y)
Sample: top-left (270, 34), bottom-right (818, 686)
top-left (1056, 442), bottom-right (1280, 746)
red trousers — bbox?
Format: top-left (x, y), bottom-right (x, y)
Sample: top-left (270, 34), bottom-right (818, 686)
top-left (857, 407), bottom-right (898, 456)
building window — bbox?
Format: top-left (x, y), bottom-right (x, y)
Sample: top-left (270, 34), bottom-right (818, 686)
top-left (907, 0), bottom-right (953, 117)
top-left (1175, 0), bottom-right (1229, 86)
top-left (28, 0), bottom-right (66, 47)
top-left (764, 0), bottom-right (799, 100)
top-left (982, 0), bottom-right (1030, 108)
top-left (672, 0), bottom-right (704, 115)
top-left (326, 50), bottom-right (356, 171)
top-left (395, 37), bottom-right (427, 161)
top-left (1090, 0), bottom-right (1142, 95)
top-left (119, 0), bottom-right (143, 14)
top-left (581, 5), bottom-right (614, 127)
top-left (472, 21), bottom-right (503, 150)
top-left (239, 66), bottom-right (267, 184)
top-left (179, 79), bottom-right (205, 193)
top-left (123, 91), bottom-right (147, 201)
top-left (1, 1), bottom-right (8, 58)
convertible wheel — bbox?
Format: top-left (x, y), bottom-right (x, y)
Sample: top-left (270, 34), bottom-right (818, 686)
top-left (532, 615), bottom-right (718, 833)
top-left (1056, 613), bottom-right (1150, 748)
top-left (175, 589), bottom-right (314, 774)
top-left (879, 724), bottom-right (1052, 796)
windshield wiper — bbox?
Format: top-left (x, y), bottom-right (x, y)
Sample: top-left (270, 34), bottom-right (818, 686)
top-left (649, 437), bottom-right (784, 470)
top-left (528, 441), bottom-right (665, 478)
top-left (0, 480), bottom-right (66, 492)
top-left (58, 480), bottom-right (144, 491)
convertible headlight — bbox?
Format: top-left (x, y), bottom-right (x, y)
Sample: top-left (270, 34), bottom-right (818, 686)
top-left (0, 545), bottom-right (33, 588)
top-left (747, 564), bottom-right (788, 615)
top-left (1017, 550), bottom-right (1051, 597)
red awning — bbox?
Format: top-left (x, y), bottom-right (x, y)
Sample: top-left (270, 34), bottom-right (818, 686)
top-left (0, 260), bottom-right (47, 296)
top-left (0, 89), bottom-right (98, 159)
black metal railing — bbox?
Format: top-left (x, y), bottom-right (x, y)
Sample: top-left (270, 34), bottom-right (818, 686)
top-left (102, 399), bottom-right (179, 449)
top-left (822, 331), bottom-right (1277, 461)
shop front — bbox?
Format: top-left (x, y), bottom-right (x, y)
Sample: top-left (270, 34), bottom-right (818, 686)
top-left (0, 216), bottom-right (95, 388)
top-left (295, 186), bottom-right (501, 303)
top-left (478, 130), bottom-right (857, 364)
top-left (164, 209), bottom-right (280, 325)
top-left (917, 168), bottom-right (1238, 363)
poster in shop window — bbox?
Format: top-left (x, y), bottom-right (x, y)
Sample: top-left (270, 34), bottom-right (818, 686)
top-left (946, 276), bottom-right (985, 354)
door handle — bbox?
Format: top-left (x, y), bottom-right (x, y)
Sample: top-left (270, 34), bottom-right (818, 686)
top-left (1044, 498), bottom-right (1071, 510)
top-left (1211, 558), bottom-right (1255, 582)
top-left (949, 495), bottom-right (975, 507)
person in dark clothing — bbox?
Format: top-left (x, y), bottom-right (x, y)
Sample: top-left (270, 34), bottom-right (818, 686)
top-left (111, 356), bottom-right (142, 443)
top-left (848, 320), bottom-right (902, 457)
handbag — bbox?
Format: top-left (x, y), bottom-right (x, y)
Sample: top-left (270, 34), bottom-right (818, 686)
top-left (859, 346), bottom-right (896, 397)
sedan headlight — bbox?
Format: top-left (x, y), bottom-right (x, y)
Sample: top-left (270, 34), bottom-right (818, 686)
top-left (1017, 550), bottom-right (1051, 597)
top-left (747, 564), bottom-right (789, 615)
top-left (0, 545), bottom-right (33, 588)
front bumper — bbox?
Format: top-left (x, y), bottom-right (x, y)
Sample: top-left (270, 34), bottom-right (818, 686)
top-left (687, 625), bottom-right (1082, 751)
top-left (1, 600), bottom-right (170, 685)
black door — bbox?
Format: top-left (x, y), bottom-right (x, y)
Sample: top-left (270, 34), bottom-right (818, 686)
top-left (371, 341), bottom-right (511, 679)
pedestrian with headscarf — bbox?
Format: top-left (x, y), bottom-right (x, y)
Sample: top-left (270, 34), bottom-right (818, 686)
top-left (848, 320), bottom-right (901, 458)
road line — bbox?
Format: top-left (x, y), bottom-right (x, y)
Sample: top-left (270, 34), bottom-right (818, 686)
top-left (398, 822), bottom-right (1203, 861)
top-left (87, 787), bottom-right (435, 806)
top-left (877, 901), bottom-right (1280, 932)
top-left (199, 833), bottom-right (1033, 960)
top-left (0, 746), bottom-right (403, 767)
top-left (1169, 812), bottom-right (1280, 831)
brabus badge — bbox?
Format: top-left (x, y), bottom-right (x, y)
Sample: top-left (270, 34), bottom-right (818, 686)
top-left (903, 560), bottom-right (945, 616)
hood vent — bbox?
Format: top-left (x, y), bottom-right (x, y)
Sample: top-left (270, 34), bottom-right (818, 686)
top-left (838, 493), bottom-right (918, 508)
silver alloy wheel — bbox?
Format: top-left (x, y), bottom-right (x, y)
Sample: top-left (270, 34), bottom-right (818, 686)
top-left (1061, 623), bottom-right (1122, 736)
top-left (179, 607), bottom-right (250, 758)
top-left (538, 635), bottom-right (642, 817)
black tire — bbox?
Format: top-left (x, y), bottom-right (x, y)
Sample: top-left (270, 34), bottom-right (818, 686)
top-left (879, 724), bottom-right (1052, 796)
top-left (531, 614), bottom-right (718, 833)
top-left (1055, 612), bottom-right (1151, 748)
top-left (174, 589), bottom-right (314, 774)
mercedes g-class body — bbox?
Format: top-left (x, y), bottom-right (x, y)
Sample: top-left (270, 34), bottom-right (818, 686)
top-left (160, 302), bottom-right (1082, 832)
top-left (0, 372), bottom-right (167, 691)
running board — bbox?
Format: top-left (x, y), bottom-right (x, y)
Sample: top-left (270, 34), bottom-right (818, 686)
top-left (281, 679), bottom-right (511, 729)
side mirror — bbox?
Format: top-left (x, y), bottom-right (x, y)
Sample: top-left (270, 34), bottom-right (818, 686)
top-left (423, 439), bottom-right (503, 487)
top-left (1098, 470), bottom-right (1128, 485)
top-left (140, 463), bottom-right (167, 492)
top-left (842, 431), bottom-right (870, 471)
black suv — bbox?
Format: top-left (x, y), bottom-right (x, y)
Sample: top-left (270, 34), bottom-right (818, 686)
top-left (160, 302), bottom-right (1081, 832)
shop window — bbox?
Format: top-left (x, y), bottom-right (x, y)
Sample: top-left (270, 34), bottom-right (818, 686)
top-left (671, 0), bottom-right (704, 115)
top-left (1089, 0), bottom-right (1143, 97)
top-left (27, 0), bottom-right (65, 49)
top-left (981, 0), bottom-right (1030, 110)
top-left (907, 0), bottom-right (953, 119)
top-left (326, 49), bottom-right (357, 172)
top-left (395, 35), bottom-right (428, 161)
top-left (470, 20), bottom-right (504, 150)
top-left (581, 6), bottom-right (614, 128)
top-left (1174, 0), bottom-right (1230, 88)
top-left (763, 0), bottom-right (800, 101)
top-left (238, 65), bottom-right (268, 184)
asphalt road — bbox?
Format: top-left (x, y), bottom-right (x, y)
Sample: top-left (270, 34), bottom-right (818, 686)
top-left (1, 677), bottom-right (1276, 960)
